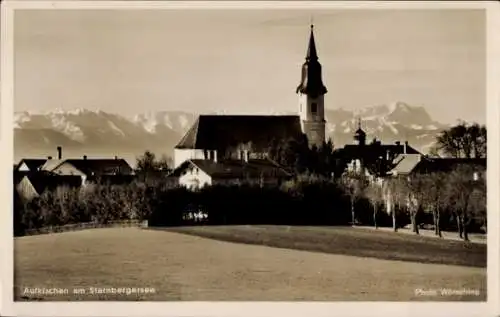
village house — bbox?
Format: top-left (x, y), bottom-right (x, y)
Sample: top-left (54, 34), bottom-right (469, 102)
top-left (14, 146), bottom-right (135, 194)
top-left (169, 153), bottom-right (293, 190)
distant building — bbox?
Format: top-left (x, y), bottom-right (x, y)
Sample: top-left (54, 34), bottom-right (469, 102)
top-left (335, 120), bottom-right (423, 179)
top-left (388, 157), bottom-right (486, 178)
top-left (15, 147), bottom-right (135, 187)
top-left (174, 24), bottom-right (328, 168)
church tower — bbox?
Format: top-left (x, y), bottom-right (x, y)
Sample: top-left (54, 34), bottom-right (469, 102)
top-left (296, 24), bottom-right (328, 148)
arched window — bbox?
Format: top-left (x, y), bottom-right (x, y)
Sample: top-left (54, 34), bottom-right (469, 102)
top-left (311, 103), bottom-right (318, 114)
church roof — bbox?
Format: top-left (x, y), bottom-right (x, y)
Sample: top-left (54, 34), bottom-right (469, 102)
top-left (175, 115), bottom-right (303, 151)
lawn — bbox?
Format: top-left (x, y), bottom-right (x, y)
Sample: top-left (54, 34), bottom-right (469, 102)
top-left (165, 225), bottom-right (486, 268)
top-left (14, 226), bottom-right (486, 301)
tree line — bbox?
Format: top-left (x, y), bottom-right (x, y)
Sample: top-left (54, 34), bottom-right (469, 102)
top-left (14, 165), bottom-right (485, 241)
top-left (14, 122), bottom-right (487, 242)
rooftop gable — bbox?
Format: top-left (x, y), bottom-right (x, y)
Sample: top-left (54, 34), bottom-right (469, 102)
top-left (16, 159), bottom-right (47, 172)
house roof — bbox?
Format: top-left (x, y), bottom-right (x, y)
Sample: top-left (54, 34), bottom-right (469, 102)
top-left (14, 171), bottom-right (30, 185)
top-left (39, 159), bottom-right (65, 172)
top-left (388, 154), bottom-right (423, 175)
top-left (23, 173), bottom-right (82, 195)
top-left (171, 159), bottom-right (293, 179)
top-left (175, 115), bottom-right (303, 151)
top-left (16, 159), bottom-right (47, 172)
top-left (411, 158), bottom-right (486, 174)
top-left (54, 158), bottom-right (133, 176)
top-left (338, 142), bottom-right (421, 158)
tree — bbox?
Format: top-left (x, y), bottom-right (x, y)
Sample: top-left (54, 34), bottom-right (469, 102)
top-left (157, 154), bottom-right (173, 172)
top-left (342, 172), bottom-right (370, 226)
top-left (363, 140), bottom-right (399, 177)
top-left (135, 150), bottom-right (173, 182)
top-left (268, 135), bottom-right (310, 174)
top-left (421, 172), bottom-right (448, 237)
top-left (402, 174), bottom-right (428, 235)
top-left (433, 122), bottom-right (486, 158)
top-left (445, 165), bottom-right (485, 241)
top-left (365, 181), bottom-right (384, 229)
top-left (384, 177), bottom-right (408, 232)
top-left (136, 150), bottom-right (157, 171)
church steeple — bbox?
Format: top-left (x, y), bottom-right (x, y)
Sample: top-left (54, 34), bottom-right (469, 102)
top-left (296, 24), bottom-right (327, 98)
top-left (306, 24), bottom-right (318, 61)
top-left (354, 118), bottom-right (366, 146)
top-left (296, 24), bottom-right (328, 148)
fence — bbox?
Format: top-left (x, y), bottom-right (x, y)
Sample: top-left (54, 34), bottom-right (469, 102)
top-left (22, 220), bottom-right (148, 237)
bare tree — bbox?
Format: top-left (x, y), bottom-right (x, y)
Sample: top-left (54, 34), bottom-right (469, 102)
top-left (383, 177), bottom-right (404, 232)
top-left (365, 181), bottom-right (384, 229)
top-left (403, 174), bottom-right (429, 235)
top-left (342, 172), bottom-right (370, 226)
top-left (434, 122), bottom-right (486, 158)
top-left (445, 165), bottom-right (484, 241)
top-left (421, 172), bottom-right (448, 237)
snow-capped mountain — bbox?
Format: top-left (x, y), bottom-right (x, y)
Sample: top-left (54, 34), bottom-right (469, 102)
top-left (324, 101), bottom-right (448, 153)
top-left (14, 109), bottom-right (183, 165)
top-left (13, 102), bottom-right (448, 164)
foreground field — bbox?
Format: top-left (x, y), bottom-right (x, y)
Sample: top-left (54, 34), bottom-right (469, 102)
top-left (15, 227), bottom-right (486, 301)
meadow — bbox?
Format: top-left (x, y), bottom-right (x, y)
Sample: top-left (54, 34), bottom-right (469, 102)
top-left (14, 226), bottom-right (486, 301)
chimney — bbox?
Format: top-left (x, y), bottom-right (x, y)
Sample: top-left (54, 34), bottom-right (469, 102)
top-left (115, 156), bottom-right (118, 160)
top-left (395, 141), bottom-right (400, 146)
top-left (213, 150), bottom-right (218, 163)
top-left (404, 141), bottom-right (408, 154)
top-left (47, 156), bottom-right (52, 160)
top-left (83, 155), bottom-right (87, 160)
top-left (57, 146), bottom-right (62, 160)
top-left (243, 150), bottom-right (249, 163)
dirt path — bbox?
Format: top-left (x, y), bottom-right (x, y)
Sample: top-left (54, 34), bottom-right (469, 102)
top-left (15, 228), bottom-right (486, 301)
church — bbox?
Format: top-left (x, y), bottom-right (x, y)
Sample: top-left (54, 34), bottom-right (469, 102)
top-left (174, 24), bottom-right (327, 169)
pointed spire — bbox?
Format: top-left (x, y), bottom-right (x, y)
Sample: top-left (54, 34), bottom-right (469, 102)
top-left (306, 24), bottom-right (318, 61)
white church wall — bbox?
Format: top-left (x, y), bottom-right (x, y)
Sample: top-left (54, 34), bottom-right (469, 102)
top-left (174, 149), bottom-right (206, 168)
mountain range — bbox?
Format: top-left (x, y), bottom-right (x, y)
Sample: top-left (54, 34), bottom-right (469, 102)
top-left (14, 102), bottom-right (448, 166)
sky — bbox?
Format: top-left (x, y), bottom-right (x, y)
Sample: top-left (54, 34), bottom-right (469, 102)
top-left (14, 8), bottom-right (486, 124)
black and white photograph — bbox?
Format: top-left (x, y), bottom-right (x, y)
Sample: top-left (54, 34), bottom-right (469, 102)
top-left (1, 1), bottom-right (499, 316)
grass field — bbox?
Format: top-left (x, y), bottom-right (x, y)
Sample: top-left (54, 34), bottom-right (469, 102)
top-left (14, 226), bottom-right (486, 301)
top-left (165, 225), bottom-right (486, 268)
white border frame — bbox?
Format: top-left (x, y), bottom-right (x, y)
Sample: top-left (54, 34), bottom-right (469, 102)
top-left (1, 1), bottom-right (499, 317)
